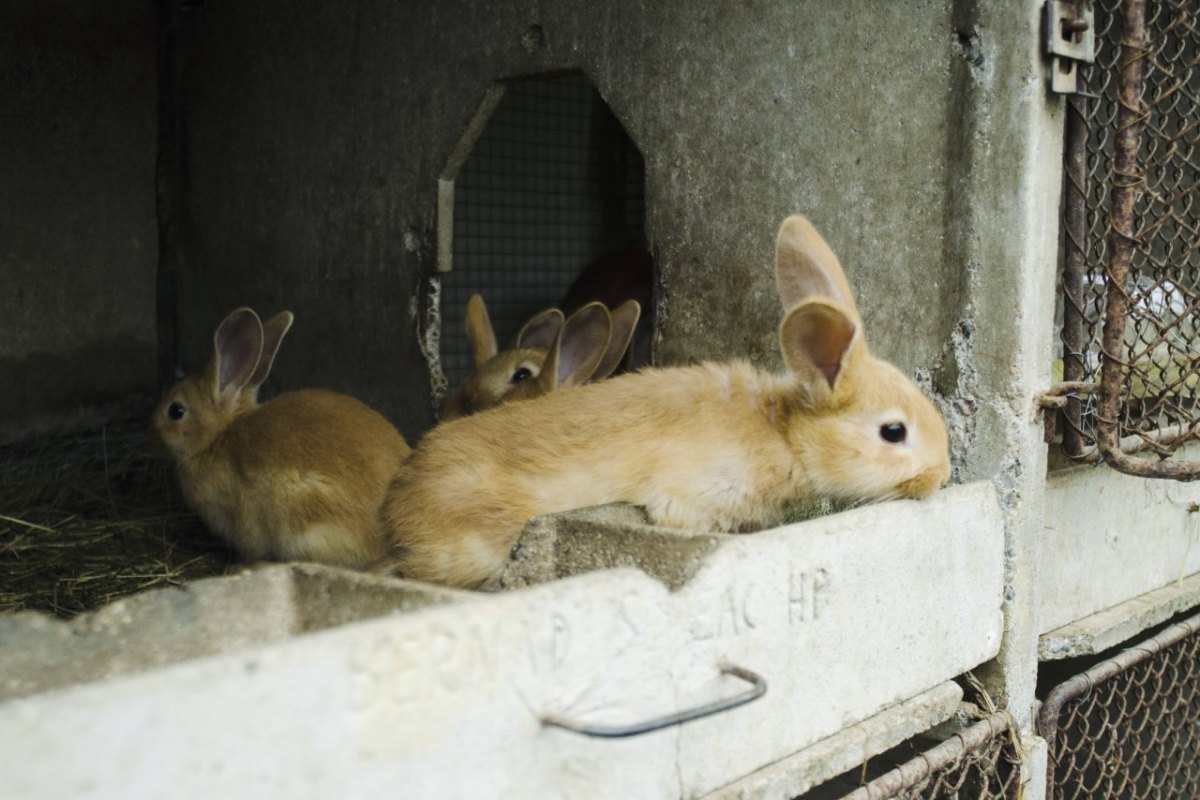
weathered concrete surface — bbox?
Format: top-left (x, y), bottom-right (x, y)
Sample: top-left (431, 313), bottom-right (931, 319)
top-left (0, 481), bottom-right (1002, 799)
top-left (1039, 443), bottom-right (1200, 635)
top-left (486, 503), bottom-right (724, 592)
top-left (0, 0), bottom-right (157, 431)
top-left (0, 564), bottom-right (467, 702)
top-left (175, 0), bottom-right (972, 442)
top-left (936, 2), bottom-right (1062, 736)
top-left (1039, 572), bottom-right (1200, 660)
top-left (702, 683), bottom-right (963, 800)
top-left (1024, 735), bottom-right (1050, 800)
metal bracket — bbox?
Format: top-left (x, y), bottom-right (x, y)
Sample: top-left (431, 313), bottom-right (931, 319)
top-left (1043, 1), bottom-right (1096, 94)
top-left (541, 663), bottom-right (767, 738)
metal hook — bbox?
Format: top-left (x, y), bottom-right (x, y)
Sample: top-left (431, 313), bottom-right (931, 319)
top-left (541, 663), bottom-right (767, 739)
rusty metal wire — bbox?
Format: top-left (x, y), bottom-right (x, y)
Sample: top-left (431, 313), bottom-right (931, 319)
top-left (833, 714), bottom-right (1021, 800)
top-left (1038, 610), bottom-right (1200, 798)
top-left (1059, 0), bottom-right (1200, 478)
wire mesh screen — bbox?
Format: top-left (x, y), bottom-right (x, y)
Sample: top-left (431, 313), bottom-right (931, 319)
top-left (1057, 0), bottom-right (1200, 478)
top-left (440, 73), bottom-right (645, 387)
top-left (828, 715), bottom-right (1022, 800)
top-left (1037, 610), bottom-right (1200, 799)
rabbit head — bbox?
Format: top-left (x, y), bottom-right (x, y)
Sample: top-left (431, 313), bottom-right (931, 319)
top-left (153, 307), bottom-right (293, 463)
top-left (441, 295), bottom-right (638, 419)
top-left (499, 300), bottom-right (616, 404)
top-left (773, 216), bottom-right (950, 500)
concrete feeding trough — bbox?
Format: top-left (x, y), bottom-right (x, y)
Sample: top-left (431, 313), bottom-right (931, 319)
top-left (0, 481), bottom-right (1003, 799)
top-left (1038, 442), bottom-right (1200, 659)
top-left (0, 563), bottom-right (469, 702)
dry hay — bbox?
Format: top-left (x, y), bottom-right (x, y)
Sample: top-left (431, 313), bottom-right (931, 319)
top-left (0, 418), bottom-right (234, 618)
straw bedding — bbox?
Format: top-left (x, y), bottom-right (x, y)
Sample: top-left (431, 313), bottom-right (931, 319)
top-left (0, 418), bottom-right (234, 618)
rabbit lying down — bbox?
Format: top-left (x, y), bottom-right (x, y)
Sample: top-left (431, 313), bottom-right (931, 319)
top-left (382, 216), bottom-right (951, 589)
top-left (153, 308), bottom-right (411, 570)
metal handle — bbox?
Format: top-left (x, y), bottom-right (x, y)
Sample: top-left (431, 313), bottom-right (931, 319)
top-left (541, 663), bottom-right (767, 739)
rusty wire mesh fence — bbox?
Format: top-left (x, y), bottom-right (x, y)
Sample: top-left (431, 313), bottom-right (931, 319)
top-left (1056, 0), bottom-right (1200, 478)
top-left (1037, 610), bottom-right (1200, 798)
top-left (830, 714), bottom-right (1021, 800)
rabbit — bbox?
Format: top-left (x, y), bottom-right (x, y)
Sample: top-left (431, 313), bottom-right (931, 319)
top-left (381, 216), bottom-right (951, 589)
top-left (152, 307), bottom-right (411, 569)
top-left (440, 295), bottom-right (641, 419)
top-left (561, 246), bottom-right (655, 370)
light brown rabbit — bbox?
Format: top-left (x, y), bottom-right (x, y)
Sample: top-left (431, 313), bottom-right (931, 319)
top-left (383, 216), bottom-right (951, 589)
top-left (560, 246), bottom-right (654, 370)
top-left (153, 307), bottom-right (411, 569)
top-left (441, 296), bottom-right (640, 419)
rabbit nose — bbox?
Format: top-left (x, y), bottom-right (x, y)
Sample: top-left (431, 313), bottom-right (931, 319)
top-left (897, 467), bottom-right (948, 499)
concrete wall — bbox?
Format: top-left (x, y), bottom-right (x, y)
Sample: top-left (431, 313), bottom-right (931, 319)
top-left (12, 5), bottom-right (1200, 799)
top-left (175, 0), bottom-right (972, 445)
top-left (0, 0), bottom-right (158, 433)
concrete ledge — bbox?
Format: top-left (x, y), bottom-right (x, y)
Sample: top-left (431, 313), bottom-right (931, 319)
top-left (1039, 571), bottom-right (1200, 659)
top-left (485, 502), bottom-right (724, 591)
top-left (0, 563), bottom-right (468, 701)
top-left (1040, 443), bottom-right (1200, 634)
top-left (0, 483), bottom-right (1003, 799)
top-left (701, 682), bottom-right (963, 800)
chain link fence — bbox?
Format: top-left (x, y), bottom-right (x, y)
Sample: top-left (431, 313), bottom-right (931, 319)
top-left (1056, 0), bottom-right (1200, 479)
top-left (829, 714), bottom-right (1022, 800)
top-left (1037, 609), bottom-right (1200, 798)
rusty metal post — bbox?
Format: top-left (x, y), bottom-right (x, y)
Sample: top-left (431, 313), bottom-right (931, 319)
top-left (1061, 91), bottom-right (1091, 458)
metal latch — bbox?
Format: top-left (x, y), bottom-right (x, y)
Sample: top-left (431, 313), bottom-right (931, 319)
top-left (1043, 1), bottom-right (1095, 94)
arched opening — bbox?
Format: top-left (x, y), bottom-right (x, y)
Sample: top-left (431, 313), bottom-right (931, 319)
top-left (437, 72), bottom-right (647, 388)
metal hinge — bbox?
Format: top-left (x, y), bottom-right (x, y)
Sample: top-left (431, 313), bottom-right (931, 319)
top-left (1043, 1), bottom-right (1095, 94)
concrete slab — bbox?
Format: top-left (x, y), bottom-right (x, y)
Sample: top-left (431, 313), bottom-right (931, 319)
top-left (0, 481), bottom-right (1003, 799)
top-left (0, 563), bottom-right (468, 702)
top-left (1039, 443), bottom-right (1200, 634)
top-left (484, 502), bottom-right (722, 592)
top-left (1039, 571), bottom-right (1200, 659)
top-left (1022, 735), bottom-right (1050, 800)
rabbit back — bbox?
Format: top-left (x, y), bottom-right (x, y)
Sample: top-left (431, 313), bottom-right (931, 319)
top-left (181, 388), bottom-right (411, 568)
top-left (385, 362), bottom-right (800, 588)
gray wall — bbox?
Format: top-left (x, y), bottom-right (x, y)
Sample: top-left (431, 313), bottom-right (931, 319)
top-left (176, 0), bottom-right (972, 446)
top-left (0, 0), bottom-right (158, 432)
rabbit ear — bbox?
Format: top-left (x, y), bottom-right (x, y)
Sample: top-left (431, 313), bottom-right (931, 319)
top-left (515, 307), bottom-right (564, 350)
top-left (211, 308), bottom-right (264, 397)
top-left (465, 294), bottom-right (498, 366)
top-left (774, 215), bottom-right (861, 319)
top-left (779, 300), bottom-right (860, 398)
top-left (245, 310), bottom-right (295, 393)
top-left (592, 299), bottom-right (641, 380)
top-left (537, 302), bottom-right (611, 393)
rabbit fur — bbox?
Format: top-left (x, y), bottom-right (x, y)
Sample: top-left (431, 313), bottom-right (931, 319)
top-left (441, 297), bottom-right (640, 419)
top-left (383, 216), bottom-right (950, 588)
top-left (153, 307), bottom-right (411, 569)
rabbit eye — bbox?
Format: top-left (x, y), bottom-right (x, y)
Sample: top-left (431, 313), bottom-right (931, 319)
top-left (167, 402), bottom-right (187, 421)
top-left (510, 367), bottom-right (534, 384)
top-left (880, 423), bottom-right (906, 444)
